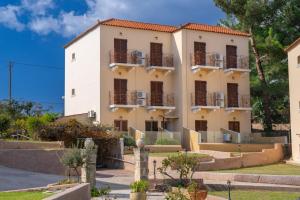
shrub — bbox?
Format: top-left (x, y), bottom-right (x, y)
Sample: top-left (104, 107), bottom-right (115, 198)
top-left (0, 114), bottom-right (11, 135)
top-left (26, 116), bottom-right (45, 139)
top-left (130, 180), bottom-right (149, 193)
top-left (155, 138), bottom-right (180, 145)
top-left (40, 113), bottom-right (58, 123)
top-left (123, 135), bottom-right (136, 147)
top-left (60, 147), bottom-right (84, 181)
top-left (91, 186), bottom-right (111, 198)
top-left (165, 188), bottom-right (189, 200)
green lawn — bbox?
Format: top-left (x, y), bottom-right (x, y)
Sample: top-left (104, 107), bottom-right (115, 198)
top-left (148, 152), bottom-right (209, 158)
top-left (209, 190), bottom-right (300, 200)
top-left (215, 163), bottom-right (300, 175)
top-left (0, 191), bottom-right (51, 200)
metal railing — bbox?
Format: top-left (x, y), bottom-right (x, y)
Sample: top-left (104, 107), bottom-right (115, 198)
top-left (225, 55), bottom-right (249, 70)
top-left (226, 95), bottom-right (251, 108)
top-left (137, 130), bottom-right (182, 145)
top-left (146, 54), bottom-right (174, 67)
top-left (190, 52), bottom-right (224, 67)
top-left (146, 93), bottom-right (175, 107)
top-left (109, 50), bottom-right (144, 65)
top-left (191, 92), bottom-right (220, 107)
top-left (109, 91), bottom-right (138, 105)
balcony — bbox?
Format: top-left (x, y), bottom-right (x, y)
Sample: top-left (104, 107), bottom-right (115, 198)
top-left (109, 91), bottom-right (139, 112)
top-left (225, 95), bottom-right (252, 112)
top-left (146, 54), bottom-right (175, 76)
top-left (109, 50), bottom-right (144, 71)
top-left (190, 52), bottom-right (223, 74)
top-left (224, 55), bottom-right (251, 75)
top-left (191, 92), bottom-right (221, 113)
top-left (146, 93), bottom-right (175, 112)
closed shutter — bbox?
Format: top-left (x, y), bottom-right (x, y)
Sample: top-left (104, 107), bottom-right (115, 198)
top-left (114, 39), bottom-right (127, 63)
top-left (114, 79), bottom-right (127, 104)
top-left (229, 121), bottom-right (240, 132)
top-left (194, 42), bottom-right (206, 65)
top-left (150, 43), bottom-right (163, 66)
top-left (145, 121), bottom-right (158, 131)
top-left (227, 83), bottom-right (238, 107)
top-left (195, 120), bottom-right (207, 132)
top-left (114, 120), bottom-right (128, 131)
top-left (151, 81), bottom-right (163, 106)
top-left (195, 81), bottom-right (207, 106)
top-left (226, 45), bottom-right (237, 68)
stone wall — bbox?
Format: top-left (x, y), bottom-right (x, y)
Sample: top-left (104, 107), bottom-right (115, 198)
top-left (0, 140), bottom-right (63, 149)
top-left (251, 133), bottom-right (287, 144)
top-left (198, 143), bottom-right (275, 152)
top-left (44, 183), bottom-right (90, 200)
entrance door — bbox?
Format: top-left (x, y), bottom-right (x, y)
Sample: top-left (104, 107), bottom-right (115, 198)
top-left (195, 81), bottom-right (207, 106)
top-left (151, 81), bottom-right (163, 106)
top-left (114, 38), bottom-right (127, 63)
top-left (229, 121), bottom-right (240, 132)
top-left (150, 43), bottom-right (163, 66)
top-left (226, 45), bottom-right (237, 68)
top-left (227, 83), bottom-right (238, 107)
top-left (114, 79), bottom-right (127, 104)
top-left (195, 120), bottom-right (207, 132)
top-left (145, 121), bottom-right (158, 131)
top-left (114, 120), bottom-right (128, 131)
top-left (194, 42), bottom-right (206, 65)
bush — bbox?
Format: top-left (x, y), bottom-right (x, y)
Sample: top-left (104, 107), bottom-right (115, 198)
top-left (91, 186), bottom-right (111, 198)
top-left (155, 138), bottom-right (180, 145)
top-left (130, 180), bottom-right (149, 193)
top-left (26, 116), bottom-right (45, 139)
top-left (40, 113), bottom-right (58, 123)
top-left (0, 114), bottom-right (11, 137)
top-left (123, 135), bottom-right (136, 147)
top-left (61, 147), bottom-right (84, 181)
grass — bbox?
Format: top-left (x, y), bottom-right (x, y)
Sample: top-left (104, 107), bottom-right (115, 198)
top-left (215, 163), bottom-right (300, 175)
top-left (0, 191), bottom-right (52, 200)
top-left (209, 190), bottom-right (300, 200)
top-left (148, 152), bottom-right (209, 158)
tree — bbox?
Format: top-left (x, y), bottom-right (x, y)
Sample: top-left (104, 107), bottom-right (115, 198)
top-left (0, 114), bottom-right (11, 135)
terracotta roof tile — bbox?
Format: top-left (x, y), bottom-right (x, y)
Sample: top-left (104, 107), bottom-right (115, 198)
top-left (181, 23), bottom-right (250, 37)
top-left (100, 18), bottom-right (177, 33)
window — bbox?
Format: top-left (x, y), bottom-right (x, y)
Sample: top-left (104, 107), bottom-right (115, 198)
top-left (114, 120), bottom-right (128, 132)
top-left (145, 120), bottom-right (158, 131)
top-left (297, 56), bottom-right (300, 68)
top-left (71, 88), bottom-right (75, 96)
top-left (71, 53), bottom-right (76, 61)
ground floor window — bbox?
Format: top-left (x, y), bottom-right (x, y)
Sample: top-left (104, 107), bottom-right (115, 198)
top-left (114, 120), bottom-right (128, 131)
top-left (195, 120), bottom-right (207, 132)
top-left (145, 120), bottom-right (158, 131)
top-left (228, 121), bottom-right (240, 132)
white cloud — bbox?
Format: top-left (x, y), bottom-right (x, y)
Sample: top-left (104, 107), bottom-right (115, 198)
top-left (21, 0), bottom-right (55, 16)
top-left (0, 5), bottom-right (24, 31)
top-left (28, 16), bottom-right (60, 35)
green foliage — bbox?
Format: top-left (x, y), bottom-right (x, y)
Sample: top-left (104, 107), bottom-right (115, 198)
top-left (165, 188), bottom-right (189, 200)
top-left (155, 138), bottom-right (180, 145)
top-left (0, 114), bottom-right (11, 135)
top-left (26, 116), bottom-right (45, 139)
top-left (61, 147), bottom-right (84, 180)
top-left (130, 180), bottom-right (149, 193)
top-left (91, 186), bottom-right (111, 198)
top-left (123, 135), bottom-right (136, 147)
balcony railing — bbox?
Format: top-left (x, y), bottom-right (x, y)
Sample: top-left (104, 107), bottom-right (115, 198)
top-left (190, 52), bottom-right (223, 68)
top-left (109, 50), bottom-right (144, 66)
top-left (191, 92), bottom-right (220, 107)
top-left (146, 93), bottom-right (175, 107)
top-left (109, 91), bottom-right (138, 105)
top-left (226, 95), bottom-right (251, 108)
top-left (146, 53), bottom-right (174, 67)
top-left (225, 55), bottom-right (249, 70)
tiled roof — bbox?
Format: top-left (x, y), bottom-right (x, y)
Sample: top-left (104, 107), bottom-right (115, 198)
top-left (181, 23), bottom-right (250, 37)
top-left (100, 18), bottom-right (177, 33)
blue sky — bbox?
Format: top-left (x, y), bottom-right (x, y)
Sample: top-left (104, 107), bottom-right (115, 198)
top-left (0, 0), bottom-right (225, 113)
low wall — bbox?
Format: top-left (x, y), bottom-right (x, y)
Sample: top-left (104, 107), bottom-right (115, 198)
top-left (146, 145), bottom-right (182, 153)
top-left (0, 149), bottom-right (67, 175)
top-left (0, 140), bottom-right (64, 149)
top-left (44, 183), bottom-right (90, 200)
top-left (251, 133), bottom-right (287, 144)
top-left (197, 144), bottom-right (284, 171)
top-left (198, 143), bottom-right (275, 152)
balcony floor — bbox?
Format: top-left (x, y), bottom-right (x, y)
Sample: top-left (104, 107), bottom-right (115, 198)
top-left (225, 107), bottom-right (252, 112)
top-left (109, 63), bottom-right (142, 71)
top-left (224, 68), bottom-right (251, 75)
top-left (191, 65), bottom-right (222, 73)
top-left (109, 104), bottom-right (139, 112)
top-left (147, 106), bottom-right (176, 112)
top-left (191, 105), bottom-right (221, 113)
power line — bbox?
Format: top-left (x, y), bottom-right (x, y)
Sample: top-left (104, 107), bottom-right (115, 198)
top-left (13, 61), bottom-right (64, 70)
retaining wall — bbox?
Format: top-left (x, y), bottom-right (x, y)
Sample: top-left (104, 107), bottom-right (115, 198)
top-left (44, 183), bottom-right (90, 200)
top-left (0, 140), bottom-right (63, 149)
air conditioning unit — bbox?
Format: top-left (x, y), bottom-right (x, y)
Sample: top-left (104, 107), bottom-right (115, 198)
top-left (216, 92), bottom-right (225, 107)
top-left (132, 50), bottom-right (145, 65)
top-left (212, 53), bottom-right (223, 68)
top-left (137, 99), bottom-right (146, 106)
top-left (136, 91), bottom-right (146, 99)
top-left (88, 110), bottom-right (96, 118)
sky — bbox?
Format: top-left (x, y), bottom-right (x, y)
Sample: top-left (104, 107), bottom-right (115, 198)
top-left (0, 0), bottom-right (225, 113)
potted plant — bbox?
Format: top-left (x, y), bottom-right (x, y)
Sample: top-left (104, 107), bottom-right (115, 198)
top-left (187, 181), bottom-right (208, 200)
top-left (129, 180), bottom-right (149, 200)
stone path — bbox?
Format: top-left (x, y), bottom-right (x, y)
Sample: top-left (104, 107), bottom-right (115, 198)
top-left (0, 165), bottom-right (62, 191)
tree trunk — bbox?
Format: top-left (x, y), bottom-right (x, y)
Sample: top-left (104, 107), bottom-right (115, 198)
top-left (249, 28), bottom-right (272, 132)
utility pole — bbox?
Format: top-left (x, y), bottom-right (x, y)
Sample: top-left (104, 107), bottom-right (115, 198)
top-left (8, 61), bottom-right (13, 104)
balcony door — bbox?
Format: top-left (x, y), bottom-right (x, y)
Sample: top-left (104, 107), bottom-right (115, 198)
top-left (227, 83), bottom-right (238, 107)
top-left (114, 79), bottom-right (127, 104)
top-left (229, 121), bottom-right (240, 133)
top-left (226, 45), bottom-right (237, 68)
top-left (195, 81), bottom-right (207, 106)
top-left (145, 121), bottom-right (158, 131)
top-left (194, 42), bottom-right (206, 65)
top-left (150, 43), bottom-right (163, 66)
top-left (114, 38), bottom-right (127, 63)
top-left (151, 81), bottom-right (163, 106)
top-left (114, 120), bottom-right (128, 132)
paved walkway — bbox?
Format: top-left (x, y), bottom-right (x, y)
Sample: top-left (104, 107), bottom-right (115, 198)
top-left (0, 165), bottom-right (62, 191)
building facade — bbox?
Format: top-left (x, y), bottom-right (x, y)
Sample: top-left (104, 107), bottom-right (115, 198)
top-left (286, 38), bottom-right (300, 163)
top-left (64, 19), bottom-right (251, 143)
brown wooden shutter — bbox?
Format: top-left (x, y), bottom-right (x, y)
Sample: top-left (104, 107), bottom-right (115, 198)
top-left (114, 79), bottom-right (127, 104)
top-left (226, 45), bottom-right (237, 68)
top-left (195, 120), bottom-right (207, 132)
top-left (114, 39), bottom-right (127, 63)
top-left (194, 42), bottom-right (206, 65)
top-left (151, 81), bottom-right (163, 106)
top-left (195, 81), bottom-right (207, 106)
top-left (150, 43), bottom-right (163, 66)
top-left (145, 121), bottom-right (158, 131)
top-left (229, 121), bottom-right (240, 132)
top-left (114, 120), bottom-right (128, 131)
top-left (114, 120), bottom-right (121, 131)
top-left (227, 83), bottom-right (238, 107)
